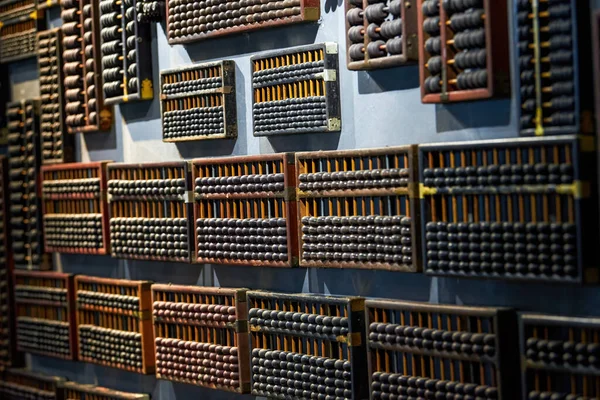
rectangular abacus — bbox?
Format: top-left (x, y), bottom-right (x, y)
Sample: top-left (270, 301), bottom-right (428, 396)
top-left (13, 271), bottom-right (76, 360)
top-left (417, 0), bottom-right (510, 103)
top-left (515, 0), bottom-right (594, 136)
top-left (41, 162), bottom-right (110, 254)
top-left (76, 276), bottom-right (155, 374)
top-left (161, 61), bottom-right (237, 142)
top-left (251, 43), bottom-right (341, 137)
top-left (248, 291), bottom-right (368, 400)
top-left (58, 382), bottom-right (149, 400)
top-left (38, 29), bottom-right (74, 165)
top-left (136, 0), bottom-right (164, 23)
top-left (366, 299), bottom-right (520, 400)
top-left (152, 284), bottom-right (250, 392)
top-left (165, 0), bottom-right (319, 45)
top-left (6, 99), bottom-right (52, 271)
top-left (99, 0), bottom-right (154, 105)
top-left (0, 0), bottom-right (36, 17)
top-left (0, 368), bottom-right (65, 400)
top-left (296, 146), bottom-right (420, 272)
top-left (520, 314), bottom-right (600, 399)
top-left (192, 153), bottom-right (298, 267)
top-left (419, 135), bottom-right (597, 284)
top-left (61, 0), bottom-right (113, 133)
top-left (0, 7), bottom-right (40, 64)
top-left (107, 162), bottom-right (193, 262)
top-left (345, 0), bottom-right (418, 70)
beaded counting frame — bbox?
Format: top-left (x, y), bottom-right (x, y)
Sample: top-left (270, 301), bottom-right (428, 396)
top-left (417, 0), bottom-right (510, 103)
top-left (98, 0), bottom-right (154, 105)
top-left (247, 291), bottom-right (368, 400)
top-left (165, 0), bottom-right (319, 45)
top-left (344, 0), bottom-right (418, 70)
top-left (0, 368), bottom-right (66, 400)
top-left (160, 61), bottom-right (237, 142)
top-left (41, 161), bottom-right (111, 255)
top-left (107, 162), bottom-right (194, 263)
top-left (13, 271), bottom-right (77, 361)
top-left (136, 0), bottom-right (164, 23)
top-left (296, 146), bottom-right (421, 272)
top-left (192, 153), bottom-right (299, 267)
top-left (365, 299), bottom-right (520, 400)
top-left (152, 284), bottom-right (250, 393)
top-left (61, 0), bottom-right (113, 133)
top-left (37, 28), bottom-right (75, 165)
top-left (419, 135), bottom-right (597, 284)
top-left (75, 276), bottom-right (155, 374)
top-left (251, 43), bottom-right (341, 137)
top-left (520, 314), bottom-right (600, 399)
top-left (0, 4), bottom-right (41, 64)
top-left (0, 0), bottom-right (37, 17)
top-left (58, 382), bottom-right (149, 400)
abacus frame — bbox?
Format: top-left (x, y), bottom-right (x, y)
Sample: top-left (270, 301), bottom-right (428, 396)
top-left (0, 0), bottom-right (37, 18)
top-left (1, 368), bottom-right (66, 399)
top-left (0, 4), bottom-right (42, 64)
top-left (58, 381), bottom-right (149, 400)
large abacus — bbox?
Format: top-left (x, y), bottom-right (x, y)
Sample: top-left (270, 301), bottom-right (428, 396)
top-left (41, 162), bottom-right (110, 255)
top-left (107, 162), bottom-right (193, 262)
top-left (38, 28), bottom-right (75, 165)
top-left (0, 368), bottom-right (65, 400)
top-left (13, 271), bottom-right (77, 360)
top-left (99, 0), bottom-right (154, 105)
top-left (165, 0), bottom-right (319, 45)
top-left (248, 291), bottom-right (368, 400)
top-left (6, 99), bottom-right (52, 271)
top-left (296, 146), bottom-right (420, 272)
top-left (58, 382), bottom-right (149, 400)
top-left (251, 43), bottom-right (341, 137)
top-left (161, 61), bottom-right (237, 142)
top-left (61, 0), bottom-right (113, 133)
top-left (419, 135), bottom-right (597, 283)
top-left (366, 299), bottom-right (520, 400)
top-left (417, 0), bottom-right (510, 103)
top-left (0, 5), bottom-right (40, 64)
top-left (193, 153), bottom-right (298, 267)
top-left (76, 276), bottom-right (155, 374)
top-left (152, 284), bottom-right (250, 392)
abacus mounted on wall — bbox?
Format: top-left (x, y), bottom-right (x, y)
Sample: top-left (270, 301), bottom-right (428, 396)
top-left (251, 43), bottom-right (341, 137)
top-left (136, 0), bottom-right (164, 22)
top-left (161, 61), bottom-right (237, 142)
top-left (76, 275), bottom-right (155, 374)
top-left (296, 146), bottom-right (420, 272)
top-left (0, 368), bottom-right (65, 399)
top-left (41, 162), bottom-right (110, 255)
top-left (13, 271), bottom-right (77, 360)
top-left (107, 162), bottom-right (193, 262)
top-left (366, 299), bottom-right (521, 400)
top-left (192, 153), bottom-right (298, 267)
top-left (419, 135), bottom-right (597, 284)
top-left (152, 284), bottom-right (250, 393)
top-left (0, 4), bottom-right (41, 64)
top-left (248, 291), bottom-right (368, 400)
top-left (58, 381), bottom-right (149, 400)
top-left (417, 0), bottom-right (510, 103)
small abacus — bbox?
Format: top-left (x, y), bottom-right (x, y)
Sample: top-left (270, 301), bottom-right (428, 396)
top-left (0, 5), bottom-right (41, 63)
top-left (152, 284), bottom-right (250, 392)
top-left (0, 0), bottom-right (37, 17)
top-left (58, 382), bottom-right (149, 400)
top-left (0, 368), bottom-right (65, 400)
top-left (136, 0), bottom-right (164, 22)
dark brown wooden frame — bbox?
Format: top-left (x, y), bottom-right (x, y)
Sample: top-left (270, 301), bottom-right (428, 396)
top-left (1, 368), bottom-right (66, 400)
top-left (58, 382), bottom-right (149, 400)
top-left (0, 0), bottom-right (37, 18)
top-left (0, 4), bottom-right (42, 64)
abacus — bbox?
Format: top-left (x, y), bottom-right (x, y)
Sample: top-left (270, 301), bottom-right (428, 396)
top-left (0, 368), bottom-right (65, 400)
top-left (76, 276), bottom-right (155, 374)
top-left (419, 135), bottom-right (597, 283)
top-left (13, 271), bottom-right (77, 360)
top-left (248, 291), bottom-right (368, 400)
top-left (107, 162), bottom-right (193, 263)
top-left (165, 0), bottom-right (319, 45)
top-left (152, 284), bottom-right (250, 392)
top-left (6, 99), bottom-right (52, 271)
top-left (99, 0), bottom-right (154, 105)
top-left (417, 0), bottom-right (510, 103)
top-left (161, 61), bottom-right (237, 142)
top-left (520, 313), bottom-right (600, 399)
top-left (136, 0), bottom-right (164, 22)
top-left (0, 0), bottom-right (37, 17)
top-left (345, 0), bottom-right (417, 70)
top-left (61, 0), bottom-right (113, 133)
top-left (296, 146), bottom-right (420, 272)
top-left (38, 29), bottom-right (75, 165)
top-left (41, 162), bottom-right (110, 255)
top-left (58, 382), bottom-right (149, 400)
top-left (251, 43), bottom-right (341, 137)
top-left (366, 299), bottom-right (520, 400)
top-left (193, 153), bottom-right (298, 267)
top-left (0, 5), bottom-right (40, 64)
top-left (515, 0), bottom-right (594, 136)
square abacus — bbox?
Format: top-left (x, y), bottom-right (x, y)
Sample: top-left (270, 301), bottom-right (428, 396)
top-left (58, 382), bottom-right (149, 400)
top-left (0, 368), bottom-right (65, 400)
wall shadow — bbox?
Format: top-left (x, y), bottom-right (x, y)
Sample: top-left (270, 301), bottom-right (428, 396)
top-left (357, 65), bottom-right (420, 94)
top-left (435, 98), bottom-right (512, 133)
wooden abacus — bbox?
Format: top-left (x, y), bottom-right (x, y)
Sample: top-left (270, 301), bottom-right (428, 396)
top-left (0, 2), bottom-right (41, 64)
top-left (41, 162), bottom-right (111, 255)
top-left (75, 275), bottom-right (155, 374)
top-left (0, 368), bottom-right (66, 400)
top-left (13, 271), bottom-right (77, 360)
top-left (58, 381), bottom-right (149, 400)
top-left (296, 146), bottom-right (421, 272)
top-left (192, 153), bottom-right (298, 267)
top-left (0, 0), bottom-right (37, 17)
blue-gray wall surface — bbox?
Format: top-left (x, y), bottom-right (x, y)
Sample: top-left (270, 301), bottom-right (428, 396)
top-left (3, 0), bottom-right (599, 398)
